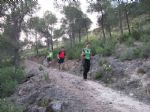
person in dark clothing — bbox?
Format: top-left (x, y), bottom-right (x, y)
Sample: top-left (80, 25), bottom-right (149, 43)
top-left (57, 47), bottom-right (65, 70)
top-left (81, 42), bottom-right (92, 80)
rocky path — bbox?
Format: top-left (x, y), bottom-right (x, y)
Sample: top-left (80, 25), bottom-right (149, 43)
top-left (19, 60), bottom-right (150, 112)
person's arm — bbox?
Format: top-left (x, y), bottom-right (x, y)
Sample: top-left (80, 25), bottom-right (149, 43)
top-left (81, 49), bottom-right (85, 60)
top-left (57, 52), bottom-right (60, 59)
top-left (81, 51), bottom-right (85, 56)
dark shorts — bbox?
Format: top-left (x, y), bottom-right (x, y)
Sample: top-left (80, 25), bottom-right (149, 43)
top-left (58, 58), bottom-right (64, 64)
top-left (47, 57), bottom-right (52, 62)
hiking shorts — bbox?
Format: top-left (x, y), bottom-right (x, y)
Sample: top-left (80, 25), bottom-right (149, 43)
top-left (58, 58), bottom-right (64, 64)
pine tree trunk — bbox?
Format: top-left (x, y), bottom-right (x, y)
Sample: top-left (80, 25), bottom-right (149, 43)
top-left (13, 20), bottom-right (21, 72)
top-left (118, 0), bottom-right (123, 37)
top-left (69, 33), bottom-right (73, 48)
top-left (47, 38), bottom-right (50, 50)
top-left (86, 28), bottom-right (89, 41)
top-left (51, 28), bottom-right (54, 51)
top-left (78, 30), bottom-right (81, 43)
top-left (124, 4), bottom-right (131, 34)
top-left (101, 14), bottom-right (106, 40)
top-left (99, 4), bottom-right (106, 41)
top-left (51, 37), bottom-right (53, 51)
top-left (72, 32), bottom-right (75, 45)
top-left (108, 24), bottom-right (112, 38)
top-left (35, 32), bottom-right (39, 55)
top-left (13, 31), bottom-right (20, 73)
top-left (85, 23), bottom-right (88, 41)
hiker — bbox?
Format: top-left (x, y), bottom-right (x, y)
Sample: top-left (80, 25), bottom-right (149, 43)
top-left (57, 47), bottom-right (65, 70)
top-left (47, 50), bottom-right (53, 67)
top-left (81, 42), bottom-right (92, 80)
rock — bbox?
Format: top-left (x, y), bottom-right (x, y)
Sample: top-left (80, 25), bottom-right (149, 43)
top-left (127, 80), bottom-right (142, 89)
top-left (43, 59), bottom-right (48, 67)
top-left (109, 102), bottom-right (112, 104)
top-left (25, 105), bottom-right (46, 112)
top-left (38, 107), bottom-right (46, 112)
top-left (28, 69), bottom-right (39, 77)
top-left (129, 93), bottom-right (134, 97)
top-left (137, 67), bottom-right (146, 74)
top-left (39, 66), bottom-right (44, 71)
top-left (23, 69), bottom-right (39, 82)
top-left (145, 84), bottom-right (150, 95)
top-left (20, 91), bottom-right (39, 105)
top-left (46, 101), bottom-right (64, 112)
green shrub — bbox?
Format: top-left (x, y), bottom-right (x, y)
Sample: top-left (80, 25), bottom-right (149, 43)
top-left (43, 72), bottom-right (49, 81)
top-left (101, 37), bottom-right (116, 56)
top-left (95, 72), bottom-right (104, 79)
top-left (0, 67), bottom-right (24, 98)
top-left (102, 64), bottom-right (112, 72)
top-left (0, 80), bottom-right (17, 98)
top-left (65, 43), bottom-right (83, 60)
top-left (95, 61), bottom-right (112, 80)
top-left (120, 33), bottom-right (130, 42)
top-left (36, 48), bottom-right (47, 57)
top-left (0, 58), bottom-right (13, 68)
top-left (90, 37), bottom-right (116, 56)
top-left (125, 37), bottom-right (134, 46)
top-left (140, 34), bottom-right (150, 42)
top-left (131, 29), bottom-right (141, 40)
top-left (37, 99), bottom-right (51, 107)
top-left (64, 36), bottom-right (117, 59)
top-left (0, 99), bottom-right (23, 112)
top-left (119, 48), bottom-right (143, 60)
top-left (99, 59), bottom-right (107, 66)
top-left (94, 46), bottom-right (103, 54)
top-left (53, 48), bottom-right (60, 59)
top-left (141, 41), bottom-right (150, 58)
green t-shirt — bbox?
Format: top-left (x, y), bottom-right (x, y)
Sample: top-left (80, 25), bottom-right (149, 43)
top-left (47, 52), bottom-right (53, 58)
top-left (83, 48), bottom-right (91, 60)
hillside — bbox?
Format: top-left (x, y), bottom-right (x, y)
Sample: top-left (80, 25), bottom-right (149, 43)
top-left (9, 60), bottom-right (150, 112)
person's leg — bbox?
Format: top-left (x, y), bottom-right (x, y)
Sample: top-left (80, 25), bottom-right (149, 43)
top-left (48, 58), bottom-right (52, 66)
top-left (47, 58), bottom-right (50, 67)
top-left (86, 60), bottom-right (90, 73)
top-left (59, 64), bottom-right (62, 70)
top-left (59, 58), bottom-right (64, 70)
top-left (61, 58), bottom-right (65, 70)
top-left (83, 59), bottom-right (91, 80)
top-left (83, 60), bottom-right (88, 80)
top-left (58, 59), bottom-right (61, 70)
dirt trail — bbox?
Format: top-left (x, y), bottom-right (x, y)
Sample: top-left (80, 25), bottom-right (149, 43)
top-left (25, 60), bottom-right (150, 112)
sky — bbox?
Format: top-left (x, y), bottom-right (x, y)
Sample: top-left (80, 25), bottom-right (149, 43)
top-left (36, 0), bottom-right (99, 30)
top-left (20, 0), bottom-right (99, 42)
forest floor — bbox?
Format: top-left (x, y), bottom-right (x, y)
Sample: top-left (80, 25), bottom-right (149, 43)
top-left (12, 60), bottom-right (150, 112)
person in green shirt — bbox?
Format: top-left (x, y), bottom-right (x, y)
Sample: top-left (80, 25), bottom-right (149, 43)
top-left (81, 42), bottom-right (92, 80)
top-left (47, 50), bottom-right (53, 66)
